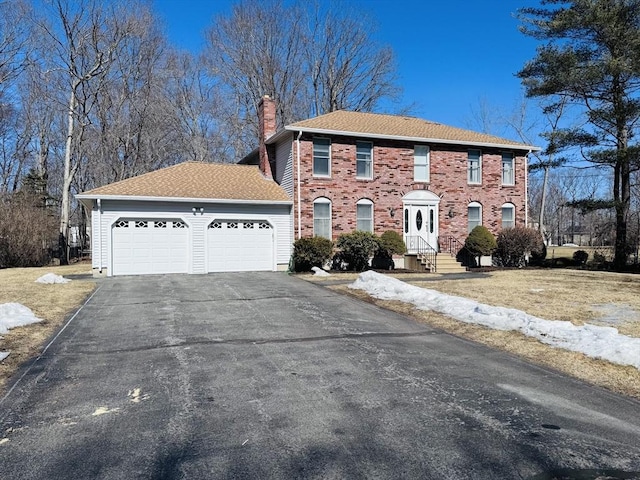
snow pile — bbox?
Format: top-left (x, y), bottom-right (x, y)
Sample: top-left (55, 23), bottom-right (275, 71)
top-left (311, 266), bottom-right (330, 277)
top-left (35, 273), bottom-right (71, 284)
top-left (350, 271), bottom-right (640, 370)
top-left (0, 303), bottom-right (43, 362)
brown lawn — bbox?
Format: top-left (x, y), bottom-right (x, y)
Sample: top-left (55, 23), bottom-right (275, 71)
top-left (0, 262), bottom-right (96, 392)
top-left (304, 268), bottom-right (640, 399)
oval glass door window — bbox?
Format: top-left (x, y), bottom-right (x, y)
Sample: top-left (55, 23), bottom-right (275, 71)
top-left (416, 210), bottom-right (423, 231)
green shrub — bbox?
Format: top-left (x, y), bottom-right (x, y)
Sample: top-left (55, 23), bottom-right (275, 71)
top-left (292, 236), bottom-right (334, 272)
top-left (464, 226), bottom-right (497, 266)
top-left (494, 227), bottom-right (545, 267)
top-left (334, 231), bottom-right (379, 271)
top-left (372, 230), bottom-right (406, 270)
top-left (573, 250), bottom-right (589, 265)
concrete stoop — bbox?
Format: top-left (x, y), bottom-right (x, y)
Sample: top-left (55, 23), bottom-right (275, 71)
top-left (436, 254), bottom-right (468, 274)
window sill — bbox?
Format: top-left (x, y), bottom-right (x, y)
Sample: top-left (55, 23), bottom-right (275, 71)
top-left (312, 174), bottom-right (332, 179)
top-left (356, 176), bottom-right (373, 181)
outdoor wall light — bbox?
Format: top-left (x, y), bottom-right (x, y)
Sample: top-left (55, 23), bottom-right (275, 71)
top-left (448, 208), bottom-right (456, 218)
top-left (389, 207), bottom-right (396, 217)
top-left (192, 207), bottom-right (204, 215)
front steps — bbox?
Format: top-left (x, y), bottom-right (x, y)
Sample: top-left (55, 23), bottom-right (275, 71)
top-left (404, 253), bottom-right (467, 274)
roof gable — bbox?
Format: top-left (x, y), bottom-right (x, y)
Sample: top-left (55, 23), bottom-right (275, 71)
top-left (77, 162), bottom-right (290, 202)
top-left (284, 110), bottom-right (537, 150)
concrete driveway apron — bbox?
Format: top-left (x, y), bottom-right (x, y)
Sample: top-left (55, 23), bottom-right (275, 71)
top-left (0, 272), bottom-right (639, 479)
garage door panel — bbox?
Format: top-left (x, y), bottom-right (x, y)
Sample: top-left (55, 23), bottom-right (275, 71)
top-left (112, 219), bottom-right (189, 276)
top-left (207, 220), bottom-right (274, 272)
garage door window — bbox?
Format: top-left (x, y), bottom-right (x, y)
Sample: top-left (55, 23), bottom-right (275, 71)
top-left (154, 221), bottom-right (166, 228)
top-left (174, 221), bottom-right (186, 228)
top-left (115, 220), bottom-right (128, 228)
top-left (135, 221), bottom-right (148, 228)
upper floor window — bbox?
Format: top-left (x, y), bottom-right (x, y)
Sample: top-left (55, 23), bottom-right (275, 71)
top-left (502, 203), bottom-right (515, 229)
top-left (356, 199), bottom-right (374, 233)
top-left (313, 197), bottom-right (332, 239)
top-left (313, 138), bottom-right (331, 177)
top-left (468, 201), bottom-right (482, 233)
top-left (502, 152), bottom-right (515, 185)
top-left (356, 141), bottom-right (373, 179)
top-left (414, 145), bottom-right (430, 182)
top-left (468, 149), bottom-right (482, 184)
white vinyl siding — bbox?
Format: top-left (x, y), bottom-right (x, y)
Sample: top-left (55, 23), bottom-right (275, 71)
top-left (502, 203), bottom-right (515, 229)
top-left (468, 149), bottom-right (482, 184)
top-left (313, 138), bottom-right (331, 177)
top-left (313, 198), bottom-right (331, 239)
top-left (414, 145), bottom-right (430, 182)
top-left (468, 202), bottom-right (482, 233)
top-left (356, 141), bottom-right (373, 179)
top-left (502, 152), bottom-right (515, 186)
top-left (356, 199), bottom-right (374, 233)
top-left (275, 135), bottom-right (294, 197)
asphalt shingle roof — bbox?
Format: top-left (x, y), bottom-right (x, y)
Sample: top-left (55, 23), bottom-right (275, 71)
top-left (78, 162), bottom-right (290, 202)
top-left (287, 110), bottom-right (535, 149)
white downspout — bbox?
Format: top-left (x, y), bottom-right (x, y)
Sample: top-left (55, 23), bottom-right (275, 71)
top-left (96, 198), bottom-right (102, 273)
top-left (525, 150), bottom-right (530, 228)
top-left (296, 130), bottom-right (302, 239)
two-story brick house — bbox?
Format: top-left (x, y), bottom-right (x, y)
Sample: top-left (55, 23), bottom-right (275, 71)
top-left (244, 96), bottom-right (538, 267)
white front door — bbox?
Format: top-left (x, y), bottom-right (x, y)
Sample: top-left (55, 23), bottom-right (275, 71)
top-left (404, 204), bottom-right (438, 252)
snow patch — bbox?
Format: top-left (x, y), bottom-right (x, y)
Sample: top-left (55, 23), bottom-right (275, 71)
top-left (35, 273), bottom-right (70, 284)
top-left (311, 266), bottom-right (330, 277)
top-left (349, 271), bottom-right (640, 370)
top-left (0, 303), bottom-right (42, 334)
top-left (0, 352), bottom-right (9, 362)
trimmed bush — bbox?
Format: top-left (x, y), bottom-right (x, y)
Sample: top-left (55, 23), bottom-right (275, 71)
top-left (494, 227), bottom-right (545, 267)
top-left (292, 236), bottom-right (334, 272)
top-left (334, 231), bottom-right (379, 271)
top-left (573, 250), bottom-right (589, 265)
top-left (464, 226), bottom-right (497, 266)
top-left (372, 230), bottom-right (406, 270)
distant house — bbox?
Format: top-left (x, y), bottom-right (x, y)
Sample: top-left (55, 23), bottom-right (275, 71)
top-left (242, 96), bottom-right (539, 269)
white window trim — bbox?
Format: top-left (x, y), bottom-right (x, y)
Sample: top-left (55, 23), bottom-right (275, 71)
top-left (501, 203), bottom-right (516, 229)
top-left (502, 152), bottom-right (515, 186)
top-left (356, 198), bottom-right (374, 233)
top-left (468, 201), bottom-right (482, 233)
top-left (312, 137), bottom-right (331, 178)
top-left (356, 141), bottom-right (373, 180)
top-left (414, 145), bottom-right (430, 182)
top-left (468, 149), bottom-right (482, 185)
top-left (313, 197), bottom-right (332, 239)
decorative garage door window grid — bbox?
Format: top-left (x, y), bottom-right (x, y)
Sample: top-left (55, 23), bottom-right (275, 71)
top-left (207, 221), bottom-right (272, 230)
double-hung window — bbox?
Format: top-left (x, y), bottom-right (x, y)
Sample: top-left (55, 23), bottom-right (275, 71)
top-left (313, 198), bottom-right (331, 239)
top-left (313, 138), bottom-right (331, 177)
top-left (502, 152), bottom-right (515, 185)
top-left (356, 199), bottom-right (374, 233)
top-left (356, 141), bottom-right (373, 179)
top-left (414, 145), bottom-right (430, 182)
top-left (502, 203), bottom-right (515, 229)
top-left (468, 202), bottom-right (482, 233)
top-left (468, 149), bottom-right (481, 184)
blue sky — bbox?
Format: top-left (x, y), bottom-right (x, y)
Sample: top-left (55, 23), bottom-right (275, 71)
top-left (153, 0), bottom-right (542, 141)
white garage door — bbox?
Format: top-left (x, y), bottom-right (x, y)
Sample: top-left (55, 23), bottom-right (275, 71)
top-left (112, 219), bottom-right (189, 276)
top-left (207, 220), bottom-right (274, 272)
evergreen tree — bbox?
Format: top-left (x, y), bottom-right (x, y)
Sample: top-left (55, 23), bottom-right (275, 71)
top-left (518, 0), bottom-right (640, 270)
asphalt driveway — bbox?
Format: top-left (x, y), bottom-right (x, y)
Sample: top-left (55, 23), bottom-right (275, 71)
top-left (1, 272), bottom-right (639, 479)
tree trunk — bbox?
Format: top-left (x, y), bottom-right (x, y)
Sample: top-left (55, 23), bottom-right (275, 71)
top-left (539, 164), bottom-right (549, 242)
top-left (59, 85), bottom-right (77, 265)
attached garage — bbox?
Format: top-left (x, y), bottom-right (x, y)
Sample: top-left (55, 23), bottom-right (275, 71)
top-left (77, 162), bottom-right (293, 276)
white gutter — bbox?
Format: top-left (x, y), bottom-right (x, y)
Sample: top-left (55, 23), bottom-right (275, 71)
top-left (296, 130), bottom-right (302, 239)
top-left (525, 150), bottom-right (530, 228)
top-left (75, 194), bottom-right (292, 206)
top-left (282, 126), bottom-right (541, 152)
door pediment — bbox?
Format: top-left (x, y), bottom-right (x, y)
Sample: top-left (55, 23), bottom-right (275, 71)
top-left (403, 190), bottom-right (440, 203)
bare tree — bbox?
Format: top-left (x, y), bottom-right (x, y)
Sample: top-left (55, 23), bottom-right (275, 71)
top-left (30, 0), bottom-right (139, 263)
top-left (202, 0), bottom-right (401, 157)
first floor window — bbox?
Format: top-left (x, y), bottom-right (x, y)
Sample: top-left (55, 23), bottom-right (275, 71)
top-left (414, 145), bottom-right (430, 182)
top-left (356, 199), bottom-right (374, 233)
top-left (468, 149), bottom-right (481, 184)
top-left (356, 141), bottom-right (373, 179)
top-left (468, 202), bottom-right (482, 233)
top-left (502, 203), bottom-right (515, 229)
top-left (313, 198), bottom-right (331, 239)
top-left (502, 152), bottom-right (514, 185)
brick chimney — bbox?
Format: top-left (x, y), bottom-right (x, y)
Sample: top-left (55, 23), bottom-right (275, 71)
top-left (258, 95), bottom-right (276, 179)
